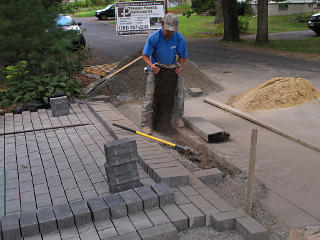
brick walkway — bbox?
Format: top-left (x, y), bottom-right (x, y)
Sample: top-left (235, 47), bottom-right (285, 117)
top-left (0, 101), bottom-right (267, 240)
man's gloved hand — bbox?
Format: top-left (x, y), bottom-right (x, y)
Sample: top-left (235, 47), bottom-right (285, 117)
top-left (151, 63), bottom-right (160, 74)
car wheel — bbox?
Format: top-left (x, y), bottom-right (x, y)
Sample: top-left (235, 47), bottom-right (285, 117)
top-left (101, 15), bottom-right (107, 20)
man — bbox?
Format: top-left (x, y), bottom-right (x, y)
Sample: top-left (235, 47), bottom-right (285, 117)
top-left (141, 13), bottom-right (188, 134)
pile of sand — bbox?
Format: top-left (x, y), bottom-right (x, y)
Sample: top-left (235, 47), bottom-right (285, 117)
top-left (226, 77), bottom-right (320, 113)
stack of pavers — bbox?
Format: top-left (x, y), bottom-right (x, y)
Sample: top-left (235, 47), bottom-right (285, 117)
top-left (104, 138), bottom-right (141, 193)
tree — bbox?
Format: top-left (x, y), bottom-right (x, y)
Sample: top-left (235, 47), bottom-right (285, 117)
top-left (214, 0), bottom-right (223, 24)
top-left (222, 0), bottom-right (240, 41)
top-left (256, 0), bottom-right (269, 43)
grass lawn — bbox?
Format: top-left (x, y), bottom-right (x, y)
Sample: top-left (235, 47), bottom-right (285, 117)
top-left (73, 6), bottom-right (104, 17)
top-left (239, 38), bottom-right (320, 54)
top-left (168, 4), bottom-right (191, 15)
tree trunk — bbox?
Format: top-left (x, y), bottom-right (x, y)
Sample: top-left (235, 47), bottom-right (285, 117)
top-left (256, 0), bottom-right (269, 44)
top-left (214, 0), bottom-right (223, 24)
top-left (222, 0), bottom-right (240, 41)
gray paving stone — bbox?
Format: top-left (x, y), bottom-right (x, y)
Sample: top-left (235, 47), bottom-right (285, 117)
top-left (109, 180), bottom-right (141, 194)
top-left (161, 204), bottom-right (188, 231)
top-left (177, 185), bottom-right (198, 197)
top-left (110, 231), bottom-right (141, 240)
top-left (211, 209), bottom-right (247, 232)
top-left (151, 183), bottom-right (174, 206)
top-left (119, 189), bottom-right (143, 215)
top-left (104, 193), bottom-right (127, 219)
top-left (138, 223), bottom-right (178, 240)
top-left (65, 188), bottom-right (82, 202)
top-left (53, 204), bottom-right (75, 229)
top-left (50, 96), bottom-right (69, 117)
top-left (145, 208), bottom-right (171, 226)
top-left (98, 227), bottom-right (118, 239)
top-left (129, 212), bottom-right (153, 231)
top-left (178, 203), bottom-right (206, 229)
top-left (235, 216), bottom-right (268, 240)
top-left (111, 217), bottom-right (136, 235)
top-left (1, 214), bottom-right (21, 240)
top-left (70, 200), bottom-right (92, 226)
top-left (193, 168), bottom-right (222, 184)
top-left (20, 212), bottom-right (40, 237)
top-left (106, 170), bottom-right (139, 185)
top-left (105, 161), bottom-right (138, 177)
top-left (37, 207), bottom-right (58, 234)
top-left (60, 227), bottom-right (79, 240)
top-left (78, 224), bottom-right (100, 240)
top-left (87, 197), bottom-right (110, 221)
top-left (134, 186), bottom-right (159, 210)
top-left (94, 219), bottom-right (114, 231)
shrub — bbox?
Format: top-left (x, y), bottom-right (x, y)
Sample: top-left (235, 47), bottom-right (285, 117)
top-left (1, 61), bottom-right (82, 108)
top-left (191, 0), bottom-right (216, 14)
top-left (238, 15), bottom-right (251, 33)
top-left (182, 9), bottom-right (193, 18)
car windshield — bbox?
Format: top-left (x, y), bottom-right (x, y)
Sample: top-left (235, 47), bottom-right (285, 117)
top-left (56, 15), bottom-right (75, 26)
top-left (103, 4), bottom-right (113, 11)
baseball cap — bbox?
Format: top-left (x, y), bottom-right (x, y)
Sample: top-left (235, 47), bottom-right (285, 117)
top-left (163, 13), bottom-right (178, 32)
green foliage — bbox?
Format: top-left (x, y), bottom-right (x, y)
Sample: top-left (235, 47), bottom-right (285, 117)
top-left (0, 0), bottom-right (85, 108)
top-left (191, 0), bottom-right (216, 14)
top-left (1, 61), bottom-right (82, 108)
top-left (293, 13), bottom-right (311, 23)
top-left (238, 15), bottom-right (250, 33)
top-left (63, 0), bottom-right (112, 13)
top-left (182, 9), bottom-right (193, 18)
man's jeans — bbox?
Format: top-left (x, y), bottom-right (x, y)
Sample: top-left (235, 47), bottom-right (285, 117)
top-left (141, 72), bottom-right (184, 127)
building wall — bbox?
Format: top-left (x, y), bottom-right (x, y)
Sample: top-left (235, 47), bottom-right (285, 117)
top-left (251, 3), bottom-right (320, 16)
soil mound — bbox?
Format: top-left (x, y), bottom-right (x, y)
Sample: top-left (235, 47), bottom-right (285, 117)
top-left (226, 77), bottom-right (320, 113)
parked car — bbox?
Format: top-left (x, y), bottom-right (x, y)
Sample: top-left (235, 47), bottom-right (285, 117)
top-left (308, 12), bottom-right (320, 35)
top-left (56, 14), bottom-right (86, 48)
top-left (95, 4), bottom-right (115, 20)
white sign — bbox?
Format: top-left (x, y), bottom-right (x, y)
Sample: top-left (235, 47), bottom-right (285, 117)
top-left (115, 1), bottom-right (165, 36)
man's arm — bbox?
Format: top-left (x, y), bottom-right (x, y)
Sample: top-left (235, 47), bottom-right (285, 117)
top-left (176, 57), bottom-right (186, 76)
top-left (142, 52), bottom-right (160, 74)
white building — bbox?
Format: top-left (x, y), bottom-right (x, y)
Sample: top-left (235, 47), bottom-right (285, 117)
top-left (250, 0), bottom-right (320, 16)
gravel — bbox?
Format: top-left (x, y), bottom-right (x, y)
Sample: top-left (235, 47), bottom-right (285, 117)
top-left (178, 227), bottom-right (243, 240)
top-left (209, 173), bottom-right (290, 240)
top-left (89, 49), bottom-right (223, 105)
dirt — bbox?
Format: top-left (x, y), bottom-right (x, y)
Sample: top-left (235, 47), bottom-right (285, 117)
top-left (87, 49), bottom-right (223, 105)
top-left (226, 77), bottom-right (320, 113)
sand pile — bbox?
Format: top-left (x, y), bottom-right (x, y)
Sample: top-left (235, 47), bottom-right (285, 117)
top-left (226, 77), bottom-right (320, 113)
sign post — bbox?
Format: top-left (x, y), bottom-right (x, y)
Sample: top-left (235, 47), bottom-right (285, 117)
top-left (115, 1), bottom-right (165, 36)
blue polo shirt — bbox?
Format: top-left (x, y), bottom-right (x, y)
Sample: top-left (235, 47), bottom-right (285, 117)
top-left (143, 29), bottom-right (188, 70)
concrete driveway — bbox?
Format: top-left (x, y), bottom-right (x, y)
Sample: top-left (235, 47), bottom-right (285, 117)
top-left (78, 18), bottom-right (320, 227)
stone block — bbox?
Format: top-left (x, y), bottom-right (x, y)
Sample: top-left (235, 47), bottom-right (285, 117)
top-left (188, 88), bottom-right (203, 97)
top-left (193, 168), bottom-right (222, 184)
top-left (109, 180), bottom-right (141, 194)
top-left (107, 170), bottom-right (140, 185)
top-left (178, 203), bottom-right (205, 229)
top-left (151, 183), bottom-right (174, 206)
top-left (128, 212), bottom-right (153, 231)
top-left (104, 138), bottom-right (138, 165)
top-left (119, 189), bottom-right (143, 215)
top-left (87, 197), bottom-right (110, 221)
top-left (1, 214), bottom-right (21, 240)
top-left (153, 167), bottom-right (189, 187)
top-left (50, 96), bottom-right (69, 117)
top-left (145, 208), bottom-right (171, 226)
top-left (20, 212), bottom-right (40, 237)
top-left (211, 209), bottom-right (247, 232)
top-left (104, 193), bottom-right (127, 219)
top-left (134, 186), bottom-right (159, 210)
top-left (236, 216), bottom-right (268, 240)
top-left (93, 95), bottom-right (110, 102)
top-left (98, 227), bottom-right (118, 239)
top-left (105, 161), bottom-right (138, 177)
top-left (53, 203), bottom-right (75, 229)
top-left (112, 217), bottom-right (136, 235)
top-left (138, 223), bottom-right (178, 240)
top-left (161, 204), bottom-right (188, 231)
top-left (111, 231), bottom-right (141, 240)
top-left (69, 200), bottom-right (92, 226)
top-left (37, 207), bottom-right (58, 234)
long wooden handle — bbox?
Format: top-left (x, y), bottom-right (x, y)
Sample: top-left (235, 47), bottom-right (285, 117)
top-left (105, 56), bottom-right (142, 78)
